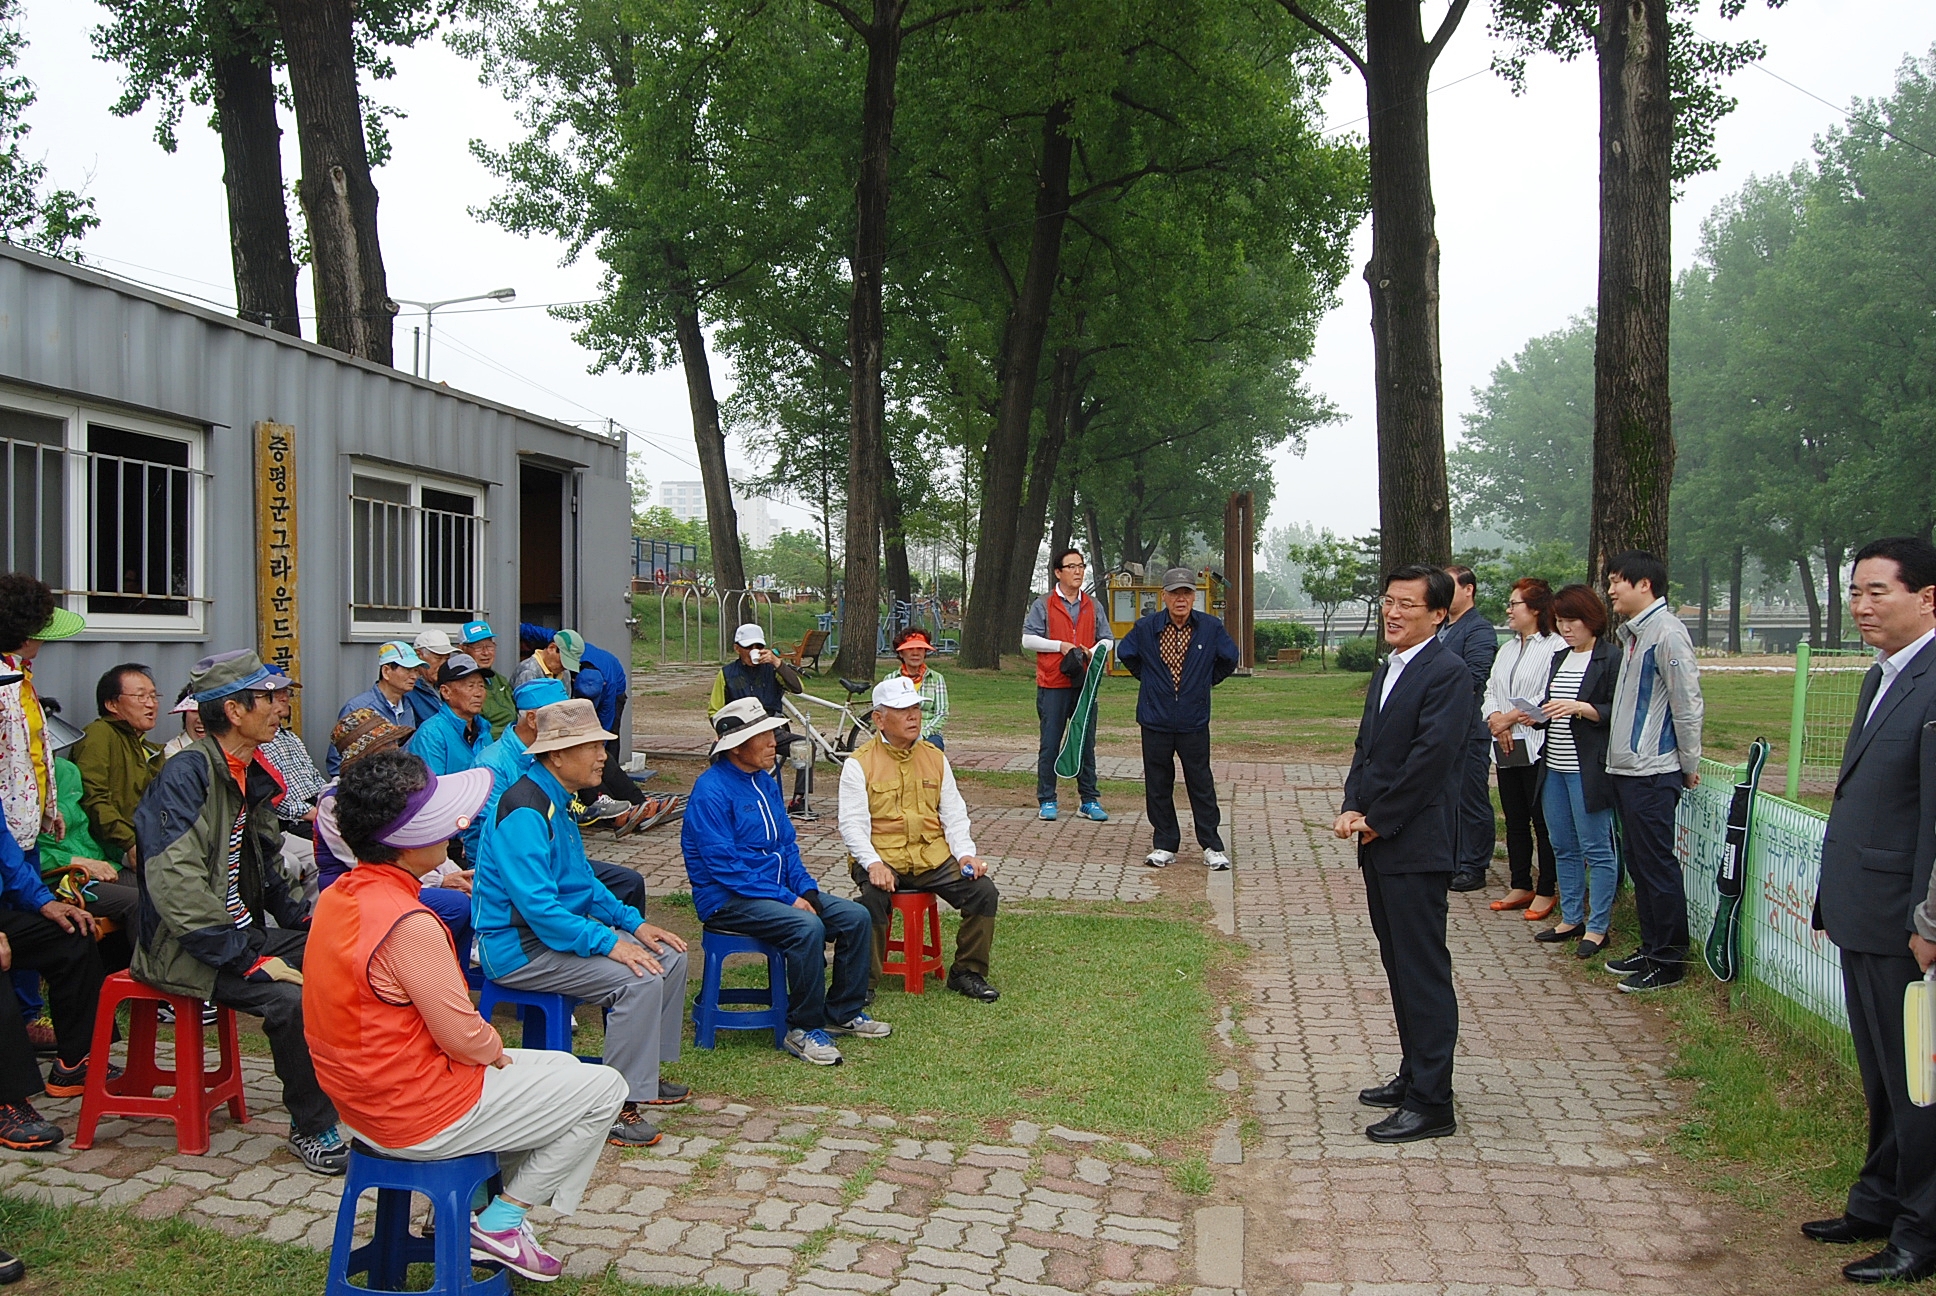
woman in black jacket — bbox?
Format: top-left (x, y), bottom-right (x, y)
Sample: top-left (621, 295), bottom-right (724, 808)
top-left (1531, 585), bottom-right (1621, 957)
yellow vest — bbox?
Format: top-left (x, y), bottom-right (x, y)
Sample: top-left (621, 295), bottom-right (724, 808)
top-left (850, 734), bottom-right (952, 875)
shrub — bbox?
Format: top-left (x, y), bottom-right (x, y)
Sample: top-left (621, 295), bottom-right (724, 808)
top-left (1335, 636), bottom-right (1380, 672)
top-left (1253, 620), bottom-right (1316, 658)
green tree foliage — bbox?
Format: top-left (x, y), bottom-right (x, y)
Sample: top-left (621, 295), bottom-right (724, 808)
top-left (749, 530), bottom-right (832, 599)
top-left (0, 1), bottom-right (97, 258)
top-left (1286, 532), bottom-right (1368, 667)
top-left (1449, 316), bottom-right (1593, 549)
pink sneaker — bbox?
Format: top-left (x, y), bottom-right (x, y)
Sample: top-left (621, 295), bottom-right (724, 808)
top-left (469, 1219), bottom-right (563, 1282)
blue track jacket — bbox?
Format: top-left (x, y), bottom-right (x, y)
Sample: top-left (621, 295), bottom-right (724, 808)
top-left (413, 703), bottom-right (495, 856)
top-left (473, 761), bottom-right (643, 979)
top-left (0, 802), bottom-right (54, 911)
top-left (574, 641), bottom-right (628, 732)
top-left (680, 758), bottom-right (818, 922)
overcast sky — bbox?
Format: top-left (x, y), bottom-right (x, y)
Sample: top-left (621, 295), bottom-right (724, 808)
top-left (15, 1), bottom-right (1936, 544)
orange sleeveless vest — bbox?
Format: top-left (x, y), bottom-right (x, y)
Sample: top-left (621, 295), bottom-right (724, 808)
top-left (304, 864), bottom-right (486, 1148)
top-left (1035, 591), bottom-right (1099, 689)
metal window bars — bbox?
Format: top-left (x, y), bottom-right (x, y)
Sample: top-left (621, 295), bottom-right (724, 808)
top-left (349, 480), bottom-right (488, 625)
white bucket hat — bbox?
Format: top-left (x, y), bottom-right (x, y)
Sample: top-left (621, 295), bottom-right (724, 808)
top-left (710, 696), bottom-right (787, 754)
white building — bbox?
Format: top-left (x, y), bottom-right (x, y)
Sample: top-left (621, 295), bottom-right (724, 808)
top-left (658, 479), bottom-right (776, 548)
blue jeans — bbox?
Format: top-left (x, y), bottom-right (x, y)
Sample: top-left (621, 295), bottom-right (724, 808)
top-left (1542, 770), bottom-right (1618, 933)
top-left (1036, 686), bottom-right (1097, 803)
top-left (704, 895), bottom-right (872, 1031)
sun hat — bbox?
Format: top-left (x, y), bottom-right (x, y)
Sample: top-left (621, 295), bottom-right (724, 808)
top-left (524, 698), bottom-right (616, 756)
top-left (872, 676), bottom-right (923, 711)
top-left (330, 707), bottom-right (415, 770)
top-left (1161, 567), bottom-right (1197, 592)
top-left (513, 678), bottom-right (570, 710)
top-left (436, 652), bottom-right (483, 685)
top-left (413, 629), bottom-right (457, 658)
top-left (32, 606), bottom-right (85, 642)
top-left (709, 696), bottom-right (787, 755)
top-left (366, 767), bottom-right (494, 850)
top-left (190, 649), bottom-right (294, 704)
top-left (460, 619), bottom-right (495, 644)
top-left (895, 630), bottom-right (934, 654)
top-left (552, 629), bottom-right (585, 672)
top-left (377, 641), bottom-right (425, 670)
top-left (733, 623), bottom-right (767, 649)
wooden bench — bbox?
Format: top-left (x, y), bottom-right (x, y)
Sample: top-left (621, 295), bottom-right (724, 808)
top-left (774, 628), bottom-right (830, 674)
top-left (1274, 648), bottom-right (1304, 665)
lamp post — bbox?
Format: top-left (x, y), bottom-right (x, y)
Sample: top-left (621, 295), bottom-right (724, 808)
top-left (390, 287), bottom-right (516, 379)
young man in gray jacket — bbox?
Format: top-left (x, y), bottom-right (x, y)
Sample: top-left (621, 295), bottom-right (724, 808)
top-left (1601, 551), bottom-right (1704, 993)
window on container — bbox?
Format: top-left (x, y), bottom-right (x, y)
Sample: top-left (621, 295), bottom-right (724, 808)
top-left (420, 487), bottom-right (477, 625)
top-left (87, 424), bottom-right (191, 616)
top-left (351, 474), bottom-right (412, 622)
top-left (1, 409), bottom-right (64, 589)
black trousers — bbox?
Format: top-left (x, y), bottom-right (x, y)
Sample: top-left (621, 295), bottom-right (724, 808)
top-left (206, 927), bottom-right (337, 1136)
top-left (1362, 866), bottom-right (1457, 1116)
top-left (0, 908), bottom-right (104, 1073)
top-left (1609, 772), bottom-right (1688, 964)
top-left (0, 968), bottom-right (45, 1104)
top-left (1143, 727), bottom-right (1223, 853)
top-left (1843, 948), bottom-right (1936, 1253)
top-left (1495, 763), bottom-right (1555, 895)
top-left (1456, 715), bottom-right (1496, 873)
top-left (592, 861), bottom-right (647, 915)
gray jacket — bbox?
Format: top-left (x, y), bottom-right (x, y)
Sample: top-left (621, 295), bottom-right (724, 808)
top-left (1607, 599), bottom-right (1703, 778)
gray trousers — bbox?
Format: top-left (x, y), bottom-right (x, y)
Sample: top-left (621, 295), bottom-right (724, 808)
top-left (494, 940), bottom-right (688, 1105)
top-left (345, 1050), bottom-right (627, 1215)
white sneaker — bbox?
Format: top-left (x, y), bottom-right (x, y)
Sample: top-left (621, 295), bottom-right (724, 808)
top-left (784, 1027), bottom-right (844, 1066)
top-left (1144, 850), bottom-right (1175, 869)
top-left (826, 1012), bottom-right (892, 1038)
top-left (1204, 849), bottom-right (1231, 871)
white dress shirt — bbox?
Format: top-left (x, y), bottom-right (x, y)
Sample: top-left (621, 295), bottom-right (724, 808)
top-left (1866, 628), bottom-right (1936, 726)
top-left (1483, 631), bottom-right (1567, 758)
top-left (1378, 639), bottom-right (1432, 710)
top-left (838, 745), bottom-right (981, 869)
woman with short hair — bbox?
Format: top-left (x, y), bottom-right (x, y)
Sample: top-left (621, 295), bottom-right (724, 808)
top-left (1534, 585), bottom-right (1622, 957)
top-left (1482, 579), bottom-right (1566, 919)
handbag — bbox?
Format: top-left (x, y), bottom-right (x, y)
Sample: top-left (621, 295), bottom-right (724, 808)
top-left (1493, 736), bottom-right (1532, 767)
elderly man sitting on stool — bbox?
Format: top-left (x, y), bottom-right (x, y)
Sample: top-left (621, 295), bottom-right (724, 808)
top-left (840, 677), bottom-right (1001, 1003)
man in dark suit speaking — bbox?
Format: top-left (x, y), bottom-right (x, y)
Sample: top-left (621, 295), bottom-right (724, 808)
top-left (1333, 564), bottom-right (1470, 1143)
top-left (1808, 536), bottom-right (1936, 1284)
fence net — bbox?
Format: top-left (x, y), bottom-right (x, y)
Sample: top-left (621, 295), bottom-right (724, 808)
top-left (1799, 647), bottom-right (1873, 786)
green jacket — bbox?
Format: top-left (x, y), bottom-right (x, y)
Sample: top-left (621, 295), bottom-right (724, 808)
top-left (36, 758), bottom-right (113, 874)
top-left (69, 717), bottom-right (163, 863)
top-left (130, 736), bottom-right (305, 998)
top-left (481, 670), bottom-right (517, 741)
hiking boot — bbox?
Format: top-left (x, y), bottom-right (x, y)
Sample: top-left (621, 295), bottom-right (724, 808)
top-left (289, 1125), bottom-right (349, 1176)
top-left (826, 1012), bottom-right (892, 1038)
top-left (1144, 849), bottom-right (1175, 869)
top-left (1204, 849), bottom-right (1231, 871)
top-left (948, 971), bottom-right (1001, 1002)
top-left (470, 1218), bottom-right (564, 1282)
top-left (784, 1028), bottom-right (843, 1066)
top-left (44, 1054), bottom-right (123, 1098)
top-left (0, 1101), bottom-right (62, 1151)
top-left (1079, 800), bottom-right (1108, 822)
top-left (607, 1103), bottom-right (663, 1146)
top-left (1038, 801), bottom-right (1058, 821)
top-left (644, 1080), bottom-right (690, 1107)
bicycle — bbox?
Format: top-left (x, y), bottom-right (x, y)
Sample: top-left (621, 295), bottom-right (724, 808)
top-left (777, 677), bottom-right (876, 817)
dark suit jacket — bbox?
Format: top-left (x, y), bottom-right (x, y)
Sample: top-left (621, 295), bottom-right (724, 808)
top-left (1540, 639), bottom-right (1620, 812)
top-left (1438, 610), bottom-right (1499, 707)
top-left (1342, 636), bottom-right (1470, 874)
top-left (1816, 636), bottom-right (1936, 956)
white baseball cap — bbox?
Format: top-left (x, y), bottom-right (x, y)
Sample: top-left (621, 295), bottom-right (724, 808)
top-left (872, 676), bottom-right (923, 710)
top-left (733, 623), bottom-right (767, 648)
top-left (413, 628), bottom-right (457, 657)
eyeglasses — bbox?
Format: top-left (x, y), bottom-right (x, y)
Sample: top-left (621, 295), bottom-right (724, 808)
top-left (1380, 597), bottom-right (1428, 612)
top-left (119, 689), bottom-right (160, 702)
top-left (1058, 561), bottom-right (1085, 571)
top-left (1505, 600), bottom-right (1527, 610)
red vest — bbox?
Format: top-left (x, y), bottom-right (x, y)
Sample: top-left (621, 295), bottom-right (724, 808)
top-left (1036, 590), bottom-right (1099, 689)
top-left (304, 864), bottom-right (486, 1148)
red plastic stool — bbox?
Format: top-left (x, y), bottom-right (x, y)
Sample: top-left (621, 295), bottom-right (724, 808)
top-left (883, 892), bottom-right (946, 993)
top-left (73, 971), bottom-right (249, 1154)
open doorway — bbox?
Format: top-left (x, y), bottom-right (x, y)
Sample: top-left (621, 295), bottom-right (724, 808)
top-left (520, 462), bottom-right (567, 630)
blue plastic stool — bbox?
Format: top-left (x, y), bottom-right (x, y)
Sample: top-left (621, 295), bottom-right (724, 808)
top-left (692, 929), bottom-right (789, 1050)
top-left (476, 981), bottom-right (600, 1062)
top-left (325, 1144), bottom-right (509, 1295)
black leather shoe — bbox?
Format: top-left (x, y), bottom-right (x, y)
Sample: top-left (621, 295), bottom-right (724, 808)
top-left (0, 1247), bottom-right (20, 1285)
top-left (1844, 1243), bottom-right (1936, 1284)
top-left (1448, 870), bottom-right (1487, 893)
top-left (1366, 1107), bottom-right (1457, 1144)
top-left (1358, 1075), bottom-right (1409, 1108)
top-left (948, 971), bottom-right (1000, 1002)
top-left (1534, 924), bottom-right (1584, 944)
top-left (1801, 1215), bottom-right (1893, 1245)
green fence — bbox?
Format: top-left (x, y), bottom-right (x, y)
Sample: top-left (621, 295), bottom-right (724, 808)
top-left (1785, 642), bottom-right (1872, 798)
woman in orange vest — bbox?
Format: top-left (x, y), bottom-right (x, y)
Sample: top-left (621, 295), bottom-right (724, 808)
top-left (304, 749), bottom-right (629, 1283)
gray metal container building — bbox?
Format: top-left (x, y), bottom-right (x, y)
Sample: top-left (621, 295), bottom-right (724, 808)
top-left (0, 243), bottom-right (632, 761)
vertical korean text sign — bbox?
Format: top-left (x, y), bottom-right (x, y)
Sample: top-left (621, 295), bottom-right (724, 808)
top-left (254, 421), bottom-right (300, 733)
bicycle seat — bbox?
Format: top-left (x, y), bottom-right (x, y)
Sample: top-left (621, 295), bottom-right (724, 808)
top-left (839, 677), bottom-right (873, 697)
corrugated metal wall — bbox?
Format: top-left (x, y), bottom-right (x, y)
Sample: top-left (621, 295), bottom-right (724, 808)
top-left (0, 245), bottom-right (632, 761)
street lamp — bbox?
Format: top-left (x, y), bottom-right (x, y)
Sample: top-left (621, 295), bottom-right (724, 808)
top-left (390, 287), bottom-right (516, 380)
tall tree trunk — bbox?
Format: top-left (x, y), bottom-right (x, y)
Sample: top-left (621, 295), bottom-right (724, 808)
top-left (211, 42), bottom-right (300, 337)
top-left (824, 0), bottom-right (908, 679)
top-left (1049, 469), bottom-right (1076, 572)
top-left (1798, 551), bottom-right (1821, 649)
top-left (1824, 538), bottom-right (1844, 648)
top-left (1727, 545), bottom-right (1743, 654)
top-left (880, 437), bottom-right (911, 613)
top-left (669, 298), bottom-right (747, 602)
top-left (1083, 500), bottom-right (1106, 600)
top-left (1587, 0), bottom-right (1674, 587)
top-left (268, 0), bottom-right (392, 365)
top-left (959, 101), bottom-right (1076, 668)
top-left (1697, 556), bottom-right (1710, 648)
top-left (1000, 343), bottom-right (1080, 641)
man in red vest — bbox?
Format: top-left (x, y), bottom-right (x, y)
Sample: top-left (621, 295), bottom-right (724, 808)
top-left (1021, 549), bottom-right (1108, 823)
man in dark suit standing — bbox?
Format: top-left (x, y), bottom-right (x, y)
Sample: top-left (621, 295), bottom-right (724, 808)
top-left (1333, 565), bottom-right (1471, 1143)
top-left (1808, 536), bottom-right (1936, 1285)
top-left (1438, 565), bottom-right (1498, 891)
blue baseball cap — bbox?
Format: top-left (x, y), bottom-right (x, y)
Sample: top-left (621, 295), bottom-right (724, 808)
top-left (377, 640), bottom-right (425, 669)
top-left (513, 678), bottom-right (570, 710)
top-left (461, 619), bottom-right (496, 644)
